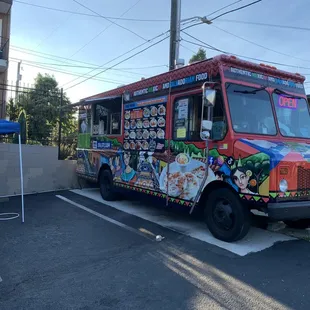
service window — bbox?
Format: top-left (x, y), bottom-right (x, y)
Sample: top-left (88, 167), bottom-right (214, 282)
top-left (92, 99), bottom-right (122, 136)
top-left (173, 91), bottom-right (227, 141)
top-left (78, 106), bottom-right (91, 134)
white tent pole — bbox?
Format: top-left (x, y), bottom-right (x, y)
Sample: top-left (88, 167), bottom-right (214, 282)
top-left (18, 134), bottom-right (24, 223)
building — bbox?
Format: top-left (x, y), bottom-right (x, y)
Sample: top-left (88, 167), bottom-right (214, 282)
top-left (0, 0), bottom-right (12, 119)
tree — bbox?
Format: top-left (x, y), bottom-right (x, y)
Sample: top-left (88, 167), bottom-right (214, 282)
top-left (189, 48), bottom-right (207, 64)
top-left (6, 98), bottom-right (20, 121)
top-left (15, 73), bottom-right (75, 145)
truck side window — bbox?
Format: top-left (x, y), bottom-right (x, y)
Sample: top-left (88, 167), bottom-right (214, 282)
top-left (92, 99), bottom-right (122, 136)
top-left (173, 91), bottom-right (226, 141)
top-left (211, 91), bottom-right (227, 141)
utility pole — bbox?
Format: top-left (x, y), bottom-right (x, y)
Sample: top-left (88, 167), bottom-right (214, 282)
top-left (169, 0), bottom-right (181, 71)
top-left (58, 88), bottom-right (63, 160)
top-left (15, 60), bottom-right (22, 100)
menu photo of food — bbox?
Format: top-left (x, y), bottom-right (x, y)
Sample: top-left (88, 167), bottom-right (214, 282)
top-left (151, 106), bottom-right (157, 117)
top-left (124, 141), bottom-right (130, 150)
top-left (136, 119), bottom-right (143, 129)
top-left (159, 153), bottom-right (216, 201)
top-left (123, 102), bottom-right (167, 152)
top-left (125, 111), bottom-right (131, 120)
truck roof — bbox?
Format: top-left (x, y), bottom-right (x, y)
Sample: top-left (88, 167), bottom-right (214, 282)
top-left (82, 54), bottom-right (306, 102)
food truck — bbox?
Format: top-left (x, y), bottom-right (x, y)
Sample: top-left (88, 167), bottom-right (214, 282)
top-left (76, 54), bottom-right (310, 242)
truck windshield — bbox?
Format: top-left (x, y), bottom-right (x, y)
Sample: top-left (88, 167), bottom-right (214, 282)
top-left (272, 92), bottom-right (310, 138)
top-left (226, 84), bottom-right (277, 135)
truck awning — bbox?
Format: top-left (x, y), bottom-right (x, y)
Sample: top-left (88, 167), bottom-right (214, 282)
top-left (61, 95), bottom-right (122, 110)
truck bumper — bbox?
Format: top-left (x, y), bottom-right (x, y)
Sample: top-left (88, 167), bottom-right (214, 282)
top-left (268, 201), bottom-right (310, 221)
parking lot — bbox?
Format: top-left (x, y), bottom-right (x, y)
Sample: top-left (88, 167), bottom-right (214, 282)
top-left (1, 190), bottom-right (310, 309)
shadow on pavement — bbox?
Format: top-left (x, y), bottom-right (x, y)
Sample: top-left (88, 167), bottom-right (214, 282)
top-left (0, 192), bottom-right (309, 309)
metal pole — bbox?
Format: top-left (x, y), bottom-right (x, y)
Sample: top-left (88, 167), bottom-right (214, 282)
top-left (15, 61), bottom-right (21, 100)
top-left (175, 0), bottom-right (181, 66)
top-left (18, 133), bottom-right (25, 223)
top-left (58, 88), bottom-right (63, 160)
top-left (169, 0), bottom-right (177, 71)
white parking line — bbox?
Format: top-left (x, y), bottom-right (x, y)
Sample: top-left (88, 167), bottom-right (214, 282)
top-left (70, 189), bottom-right (296, 256)
top-left (0, 276), bottom-right (2, 283)
top-left (56, 195), bottom-right (154, 242)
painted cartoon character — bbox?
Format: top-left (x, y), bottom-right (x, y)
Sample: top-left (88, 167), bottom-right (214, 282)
top-left (114, 154), bottom-right (122, 179)
top-left (230, 158), bottom-right (258, 195)
top-left (215, 171), bottom-right (226, 181)
top-left (121, 152), bottom-right (137, 183)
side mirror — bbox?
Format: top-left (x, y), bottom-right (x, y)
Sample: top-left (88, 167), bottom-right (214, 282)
top-left (204, 89), bottom-right (216, 107)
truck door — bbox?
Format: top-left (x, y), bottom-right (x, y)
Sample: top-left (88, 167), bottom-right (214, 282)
top-left (164, 87), bottom-right (228, 208)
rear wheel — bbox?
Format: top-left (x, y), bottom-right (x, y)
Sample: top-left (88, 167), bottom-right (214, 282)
top-left (204, 188), bottom-right (251, 242)
top-left (99, 169), bottom-right (116, 201)
top-left (284, 219), bottom-right (310, 229)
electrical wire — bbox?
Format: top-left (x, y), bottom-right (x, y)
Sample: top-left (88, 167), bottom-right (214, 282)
top-left (35, 14), bottom-right (74, 49)
top-left (180, 43), bottom-right (197, 54)
top-left (217, 19), bottom-right (310, 32)
top-left (61, 29), bottom-right (170, 89)
top-left (207, 0), bottom-right (243, 17)
top-left (181, 32), bottom-right (310, 71)
top-left (14, 0), bottom-right (169, 22)
top-left (9, 57), bottom-right (153, 78)
top-left (10, 59), bottom-right (133, 85)
top-left (210, 0), bottom-right (262, 21)
top-left (10, 48), bottom-right (167, 73)
top-left (73, 0), bottom-right (147, 42)
top-left (64, 34), bottom-right (170, 91)
top-left (69, 0), bottom-right (144, 58)
top-left (211, 24), bottom-right (310, 63)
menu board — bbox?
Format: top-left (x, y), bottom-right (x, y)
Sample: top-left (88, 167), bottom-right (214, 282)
top-left (123, 97), bottom-right (167, 153)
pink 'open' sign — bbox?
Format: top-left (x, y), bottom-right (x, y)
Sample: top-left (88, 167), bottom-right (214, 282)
top-left (278, 96), bottom-right (297, 109)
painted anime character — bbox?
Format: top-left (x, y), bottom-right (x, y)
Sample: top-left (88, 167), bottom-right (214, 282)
top-left (230, 158), bottom-right (258, 195)
top-left (215, 171), bottom-right (226, 181)
top-left (121, 152), bottom-right (137, 183)
top-left (114, 154), bottom-right (122, 179)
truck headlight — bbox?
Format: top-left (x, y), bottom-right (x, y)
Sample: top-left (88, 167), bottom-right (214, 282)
top-left (279, 179), bottom-right (288, 193)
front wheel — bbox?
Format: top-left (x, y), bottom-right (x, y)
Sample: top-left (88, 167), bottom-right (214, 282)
top-left (99, 169), bottom-right (116, 201)
top-left (284, 219), bottom-right (310, 229)
top-left (204, 188), bottom-right (251, 242)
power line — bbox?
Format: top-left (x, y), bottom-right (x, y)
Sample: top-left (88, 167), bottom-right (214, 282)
top-left (70, 0), bottom-right (145, 58)
top-left (73, 0), bottom-right (147, 42)
top-left (14, 0), bottom-right (168, 22)
top-left (35, 14), bottom-right (73, 49)
top-left (181, 31), bottom-right (310, 71)
top-left (207, 0), bottom-right (243, 17)
top-left (211, 24), bottom-right (310, 63)
top-left (10, 47), bottom-right (168, 72)
top-left (210, 0), bottom-right (262, 21)
top-left (180, 43), bottom-right (196, 54)
top-left (64, 34), bottom-right (170, 91)
top-left (62, 29), bottom-right (170, 89)
top-left (217, 19), bottom-right (310, 32)
top-left (10, 59), bottom-right (132, 85)
top-left (10, 57), bottom-right (153, 80)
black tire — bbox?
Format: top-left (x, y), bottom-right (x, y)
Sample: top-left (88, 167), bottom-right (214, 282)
top-left (204, 188), bottom-right (251, 242)
top-left (99, 169), bottom-right (116, 201)
top-left (284, 219), bottom-right (310, 229)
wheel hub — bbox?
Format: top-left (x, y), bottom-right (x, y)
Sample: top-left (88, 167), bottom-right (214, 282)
top-left (213, 199), bottom-right (234, 231)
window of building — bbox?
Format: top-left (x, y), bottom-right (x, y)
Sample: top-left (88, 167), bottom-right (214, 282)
top-left (92, 99), bottom-right (122, 136)
top-left (172, 90), bottom-right (227, 141)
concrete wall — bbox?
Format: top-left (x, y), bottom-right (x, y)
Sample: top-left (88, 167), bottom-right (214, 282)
top-left (0, 143), bottom-right (79, 197)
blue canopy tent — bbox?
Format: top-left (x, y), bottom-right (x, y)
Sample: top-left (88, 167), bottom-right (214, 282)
top-left (0, 120), bottom-right (24, 222)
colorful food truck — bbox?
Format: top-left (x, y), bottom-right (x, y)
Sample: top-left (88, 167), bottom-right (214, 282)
top-left (76, 54), bottom-right (310, 242)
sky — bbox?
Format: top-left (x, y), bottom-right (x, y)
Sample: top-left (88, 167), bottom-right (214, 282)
top-left (8, 0), bottom-right (310, 103)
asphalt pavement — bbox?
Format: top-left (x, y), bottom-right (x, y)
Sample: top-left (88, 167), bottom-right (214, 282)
top-left (1, 191), bottom-right (310, 310)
